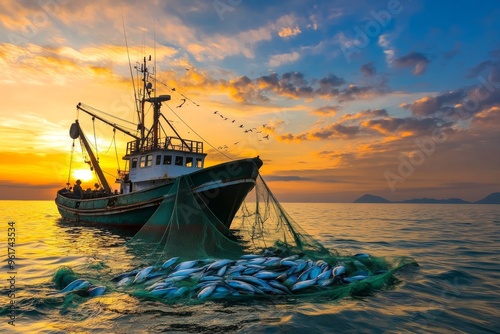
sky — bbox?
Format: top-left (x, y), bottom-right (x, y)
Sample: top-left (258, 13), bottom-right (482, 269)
top-left (0, 0), bottom-right (499, 202)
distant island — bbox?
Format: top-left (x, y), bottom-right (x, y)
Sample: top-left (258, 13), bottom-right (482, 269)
top-left (354, 192), bottom-right (500, 204)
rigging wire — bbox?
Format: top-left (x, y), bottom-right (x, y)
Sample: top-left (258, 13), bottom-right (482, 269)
top-left (163, 104), bottom-right (233, 160)
top-left (92, 117), bottom-right (99, 160)
top-left (79, 103), bottom-right (138, 128)
top-left (67, 140), bottom-right (75, 185)
top-left (122, 10), bottom-right (139, 115)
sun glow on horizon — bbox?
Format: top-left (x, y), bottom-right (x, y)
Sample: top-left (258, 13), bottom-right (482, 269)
top-left (72, 169), bottom-right (94, 183)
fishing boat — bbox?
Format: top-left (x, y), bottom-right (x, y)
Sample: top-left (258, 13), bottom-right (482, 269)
top-left (55, 55), bottom-right (263, 229)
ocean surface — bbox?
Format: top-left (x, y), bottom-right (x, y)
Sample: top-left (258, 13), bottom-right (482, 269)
top-left (1, 200), bottom-right (499, 333)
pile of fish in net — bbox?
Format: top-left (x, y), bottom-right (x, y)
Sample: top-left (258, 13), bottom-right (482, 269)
top-left (51, 249), bottom-right (415, 302)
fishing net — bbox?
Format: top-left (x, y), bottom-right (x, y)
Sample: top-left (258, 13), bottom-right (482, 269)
top-left (128, 173), bottom-right (333, 265)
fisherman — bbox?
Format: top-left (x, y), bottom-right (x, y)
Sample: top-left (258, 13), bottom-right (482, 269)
top-left (73, 179), bottom-right (83, 199)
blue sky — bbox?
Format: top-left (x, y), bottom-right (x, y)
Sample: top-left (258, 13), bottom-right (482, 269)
top-left (0, 0), bottom-right (499, 201)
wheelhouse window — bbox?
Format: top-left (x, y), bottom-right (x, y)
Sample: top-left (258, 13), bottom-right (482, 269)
top-left (196, 158), bottom-right (203, 168)
top-left (131, 158), bottom-right (138, 168)
top-left (175, 156), bottom-right (183, 166)
top-left (185, 157), bottom-right (193, 167)
top-left (156, 155), bottom-right (161, 165)
top-left (146, 154), bottom-right (153, 167)
top-left (140, 155), bottom-right (153, 168)
top-left (163, 155), bottom-right (172, 165)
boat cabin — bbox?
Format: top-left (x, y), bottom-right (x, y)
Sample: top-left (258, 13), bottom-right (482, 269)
top-left (120, 135), bottom-right (206, 193)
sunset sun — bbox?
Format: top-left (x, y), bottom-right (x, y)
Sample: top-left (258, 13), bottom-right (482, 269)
top-left (72, 169), bottom-right (94, 183)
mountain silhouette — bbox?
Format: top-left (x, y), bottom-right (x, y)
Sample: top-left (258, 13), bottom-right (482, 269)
top-left (353, 192), bottom-right (500, 204)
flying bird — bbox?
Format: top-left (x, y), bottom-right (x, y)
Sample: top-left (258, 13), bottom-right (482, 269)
top-left (176, 99), bottom-right (186, 108)
top-left (263, 134), bottom-right (269, 139)
top-left (239, 125), bottom-right (244, 128)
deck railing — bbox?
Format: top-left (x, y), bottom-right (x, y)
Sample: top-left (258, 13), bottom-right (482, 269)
top-left (126, 136), bottom-right (204, 155)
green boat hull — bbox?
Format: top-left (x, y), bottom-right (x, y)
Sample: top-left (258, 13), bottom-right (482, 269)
top-left (55, 157), bottom-right (262, 229)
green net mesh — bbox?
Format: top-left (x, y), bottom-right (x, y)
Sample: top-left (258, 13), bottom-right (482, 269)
top-left (128, 173), bottom-right (334, 265)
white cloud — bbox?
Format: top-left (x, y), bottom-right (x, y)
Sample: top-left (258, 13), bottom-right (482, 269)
top-left (269, 51), bottom-right (300, 67)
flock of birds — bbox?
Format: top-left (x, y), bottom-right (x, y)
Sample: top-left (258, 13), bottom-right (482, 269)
top-left (156, 79), bottom-right (273, 151)
top-left (50, 250), bottom-right (389, 302)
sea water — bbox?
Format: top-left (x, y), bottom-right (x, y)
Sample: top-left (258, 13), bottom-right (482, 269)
top-left (0, 201), bottom-right (498, 333)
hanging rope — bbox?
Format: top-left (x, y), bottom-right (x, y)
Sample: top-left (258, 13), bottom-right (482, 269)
top-left (92, 117), bottom-right (99, 161)
top-left (67, 140), bottom-right (75, 185)
top-left (113, 128), bottom-right (121, 172)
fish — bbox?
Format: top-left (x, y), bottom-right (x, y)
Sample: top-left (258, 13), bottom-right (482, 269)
top-left (216, 265), bottom-right (228, 277)
top-left (88, 285), bottom-right (106, 297)
top-left (161, 257), bottom-right (179, 270)
top-left (267, 280), bottom-right (291, 294)
top-left (49, 279), bottom-right (92, 295)
top-left (309, 265), bottom-right (323, 280)
top-left (150, 287), bottom-right (177, 297)
top-left (116, 276), bottom-right (133, 287)
top-left (168, 268), bottom-right (202, 277)
top-left (332, 265), bottom-right (346, 277)
top-left (254, 270), bottom-right (281, 280)
top-left (133, 266), bottom-right (154, 284)
top-left (111, 251), bottom-right (386, 302)
top-left (226, 280), bottom-right (257, 294)
top-left (197, 284), bottom-right (217, 299)
top-left (174, 260), bottom-right (198, 271)
top-left (291, 278), bottom-right (317, 292)
top-left (207, 259), bottom-right (234, 271)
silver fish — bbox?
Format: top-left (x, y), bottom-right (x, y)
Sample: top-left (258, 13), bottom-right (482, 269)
top-left (309, 266), bottom-right (322, 280)
top-left (254, 270), bottom-right (281, 280)
top-left (150, 287), bottom-right (177, 297)
top-left (173, 286), bottom-right (188, 298)
top-left (51, 279), bottom-right (91, 295)
top-left (161, 257), bottom-right (179, 270)
top-left (207, 259), bottom-right (234, 271)
top-left (317, 268), bottom-right (332, 281)
top-left (174, 260), bottom-right (198, 271)
top-left (197, 284), bottom-right (217, 299)
top-left (262, 257), bottom-right (281, 267)
top-left (88, 285), bottom-right (106, 297)
top-left (283, 274), bottom-right (298, 287)
top-left (332, 265), bottom-right (346, 277)
top-left (226, 280), bottom-right (257, 293)
top-left (133, 266), bottom-right (154, 284)
top-left (291, 278), bottom-right (317, 292)
top-left (267, 280), bottom-right (291, 294)
top-left (116, 276), bottom-right (133, 287)
top-left (59, 279), bottom-right (88, 293)
top-left (169, 268), bottom-right (201, 277)
top-left (216, 265), bottom-right (228, 276)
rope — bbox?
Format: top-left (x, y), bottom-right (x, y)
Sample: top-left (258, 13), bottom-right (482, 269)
top-left (163, 104), bottom-right (233, 160)
top-left (113, 128), bottom-right (121, 171)
top-left (67, 140), bottom-right (75, 185)
top-left (92, 117), bottom-right (99, 160)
